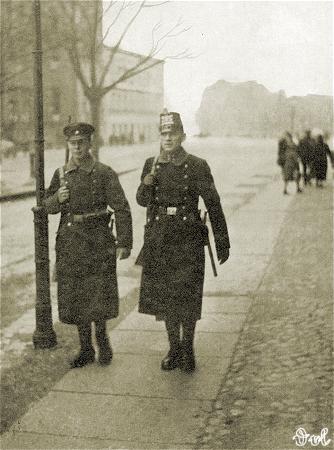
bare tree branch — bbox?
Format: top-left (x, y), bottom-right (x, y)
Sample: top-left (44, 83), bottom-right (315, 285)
top-left (143, 1), bottom-right (169, 7)
top-left (100, 1), bottom-right (126, 46)
top-left (98, 1), bottom-right (146, 88)
top-left (101, 58), bottom-right (163, 96)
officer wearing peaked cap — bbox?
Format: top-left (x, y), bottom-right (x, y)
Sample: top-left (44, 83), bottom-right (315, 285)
top-left (44, 122), bottom-right (133, 368)
top-left (136, 110), bottom-right (230, 372)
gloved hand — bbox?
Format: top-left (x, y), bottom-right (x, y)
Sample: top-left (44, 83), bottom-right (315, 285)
top-left (218, 247), bottom-right (229, 265)
top-left (57, 185), bottom-right (70, 203)
top-left (116, 247), bottom-right (131, 260)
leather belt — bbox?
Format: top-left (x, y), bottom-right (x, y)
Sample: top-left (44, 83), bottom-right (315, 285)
top-left (72, 210), bottom-right (110, 223)
top-left (147, 206), bottom-right (200, 223)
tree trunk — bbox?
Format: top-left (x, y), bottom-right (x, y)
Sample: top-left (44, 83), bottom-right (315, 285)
top-left (90, 95), bottom-right (102, 161)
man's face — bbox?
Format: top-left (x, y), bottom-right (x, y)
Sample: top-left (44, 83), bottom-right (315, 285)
top-left (160, 131), bottom-right (185, 153)
top-left (68, 137), bottom-right (90, 161)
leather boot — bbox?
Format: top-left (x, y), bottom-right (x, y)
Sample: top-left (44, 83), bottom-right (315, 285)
top-left (180, 321), bottom-right (196, 372)
top-left (70, 323), bottom-right (95, 368)
top-left (95, 320), bottom-right (113, 366)
top-left (161, 319), bottom-right (181, 371)
top-left (180, 345), bottom-right (196, 372)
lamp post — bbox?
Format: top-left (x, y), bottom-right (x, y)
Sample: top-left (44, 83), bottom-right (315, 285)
top-left (32, 0), bottom-right (57, 348)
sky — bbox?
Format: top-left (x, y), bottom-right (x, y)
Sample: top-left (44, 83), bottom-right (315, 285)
top-left (104, 1), bottom-right (333, 133)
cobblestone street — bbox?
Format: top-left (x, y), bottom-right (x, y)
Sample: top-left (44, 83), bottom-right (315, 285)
top-left (196, 184), bottom-right (333, 449)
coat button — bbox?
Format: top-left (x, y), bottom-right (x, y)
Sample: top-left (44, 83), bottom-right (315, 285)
top-left (185, 164), bottom-right (188, 168)
top-left (184, 196), bottom-right (187, 200)
top-left (182, 205), bottom-right (186, 210)
top-left (93, 179), bottom-right (97, 184)
top-left (147, 218), bottom-right (150, 223)
top-left (155, 216), bottom-right (159, 221)
top-left (184, 186), bottom-right (188, 190)
top-left (155, 186), bottom-right (159, 191)
top-left (184, 174), bottom-right (188, 179)
top-left (183, 216), bottom-right (187, 221)
top-left (156, 164), bottom-right (160, 169)
top-left (67, 222), bottom-right (72, 227)
top-left (155, 197), bottom-right (159, 201)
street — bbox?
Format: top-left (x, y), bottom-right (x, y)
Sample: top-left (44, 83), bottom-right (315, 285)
top-left (1, 136), bottom-right (333, 449)
top-left (1, 136), bottom-right (278, 305)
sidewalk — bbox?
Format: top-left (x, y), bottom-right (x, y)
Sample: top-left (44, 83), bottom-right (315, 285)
top-left (0, 143), bottom-right (156, 198)
top-left (1, 177), bottom-right (323, 449)
top-left (196, 181), bottom-right (333, 450)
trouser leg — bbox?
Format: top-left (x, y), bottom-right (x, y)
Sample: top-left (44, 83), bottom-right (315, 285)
top-left (161, 318), bottom-right (181, 370)
top-left (302, 162), bottom-right (308, 185)
top-left (181, 320), bottom-right (196, 372)
top-left (165, 319), bottom-right (181, 353)
top-left (95, 320), bottom-right (113, 365)
top-left (70, 322), bottom-right (95, 368)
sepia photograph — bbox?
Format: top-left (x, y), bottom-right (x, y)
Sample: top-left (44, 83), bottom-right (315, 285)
top-left (1, 0), bottom-right (333, 449)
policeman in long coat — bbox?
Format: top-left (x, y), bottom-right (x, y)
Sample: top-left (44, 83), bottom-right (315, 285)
top-left (136, 111), bottom-right (230, 372)
top-left (45, 123), bottom-right (133, 368)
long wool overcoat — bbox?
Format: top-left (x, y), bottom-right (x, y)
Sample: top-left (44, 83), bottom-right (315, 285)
top-left (44, 155), bottom-right (132, 325)
top-left (136, 147), bottom-right (230, 322)
top-left (312, 141), bottom-right (332, 181)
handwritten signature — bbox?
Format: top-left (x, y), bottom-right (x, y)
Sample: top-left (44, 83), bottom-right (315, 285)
top-left (293, 427), bottom-right (331, 447)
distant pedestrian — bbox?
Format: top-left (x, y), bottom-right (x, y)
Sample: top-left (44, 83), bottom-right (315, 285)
top-left (277, 131), bottom-right (302, 195)
top-left (297, 130), bottom-right (316, 186)
top-left (136, 110), bottom-right (230, 372)
top-left (44, 122), bottom-right (133, 368)
top-left (312, 134), bottom-right (333, 188)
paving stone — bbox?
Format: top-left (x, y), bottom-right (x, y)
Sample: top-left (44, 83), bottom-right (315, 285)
top-left (10, 391), bottom-right (211, 444)
top-left (196, 313), bottom-right (246, 333)
top-left (201, 296), bottom-right (252, 314)
top-left (118, 310), bottom-right (246, 334)
top-left (54, 353), bottom-right (231, 401)
top-left (0, 432), bottom-right (195, 449)
top-left (109, 329), bottom-right (239, 357)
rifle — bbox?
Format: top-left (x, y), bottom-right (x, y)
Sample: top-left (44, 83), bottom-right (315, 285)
top-left (65, 115), bottom-right (71, 164)
top-left (203, 210), bottom-right (218, 277)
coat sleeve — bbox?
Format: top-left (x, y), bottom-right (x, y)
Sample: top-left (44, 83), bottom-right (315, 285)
top-left (198, 160), bottom-right (230, 258)
top-left (44, 169), bottom-right (61, 214)
top-left (136, 158), bottom-right (155, 207)
top-left (105, 167), bottom-right (133, 249)
top-left (325, 144), bottom-right (334, 165)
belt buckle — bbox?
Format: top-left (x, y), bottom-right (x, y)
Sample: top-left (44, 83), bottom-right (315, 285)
top-left (166, 207), bottom-right (177, 216)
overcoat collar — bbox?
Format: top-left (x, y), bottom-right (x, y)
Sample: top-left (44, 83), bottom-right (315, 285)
top-left (158, 146), bottom-right (188, 166)
top-left (65, 153), bottom-right (95, 173)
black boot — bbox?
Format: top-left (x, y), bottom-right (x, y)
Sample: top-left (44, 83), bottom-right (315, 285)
top-left (181, 321), bottom-right (196, 372)
top-left (161, 319), bottom-right (182, 371)
top-left (70, 323), bottom-right (95, 368)
top-left (95, 320), bottom-right (113, 366)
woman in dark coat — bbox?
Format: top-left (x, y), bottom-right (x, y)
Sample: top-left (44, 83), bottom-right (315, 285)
top-left (45, 122), bottom-right (132, 368)
top-left (136, 111), bottom-right (230, 372)
top-left (312, 134), bottom-right (333, 187)
top-left (277, 131), bottom-right (302, 195)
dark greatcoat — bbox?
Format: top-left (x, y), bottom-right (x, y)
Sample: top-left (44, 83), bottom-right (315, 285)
top-left (136, 147), bottom-right (230, 322)
top-left (44, 154), bottom-right (132, 325)
top-left (312, 141), bottom-right (332, 181)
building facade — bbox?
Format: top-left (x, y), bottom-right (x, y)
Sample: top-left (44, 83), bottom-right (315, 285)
top-left (1, 1), bottom-right (164, 151)
top-left (77, 47), bottom-right (164, 146)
